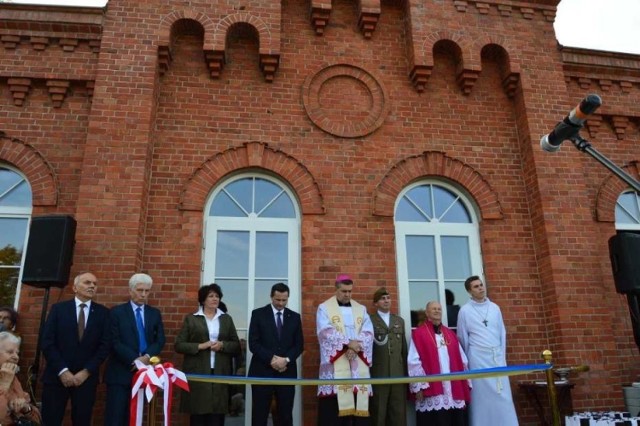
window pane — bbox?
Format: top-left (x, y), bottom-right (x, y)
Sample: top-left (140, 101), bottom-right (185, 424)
top-left (0, 169), bottom-right (31, 208)
top-left (444, 281), bottom-right (466, 329)
top-left (225, 179), bottom-right (253, 213)
top-left (434, 186), bottom-right (470, 223)
top-left (407, 186), bottom-right (433, 218)
top-left (441, 236), bottom-right (471, 278)
top-left (395, 198), bottom-right (427, 222)
top-left (406, 236), bottom-right (437, 280)
top-left (215, 279), bottom-right (249, 331)
top-left (0, 218), bottom-right (29, 266)
top-left (408, 281), bottom-right (438, 327)
top-left (616, 192), bottom-right (640, 224)
top-left (260, 193), bottom-right (295, 218)
top-left (255, 179), bottom-right (282, 213)
top-left (255, 232), bottom-right (288, 278)
top-left (215, 231), bottom-right (249, 277)
top-left (0, 267), bottom-right (19, 306)
top-left (254, 279), bottom-right (289, 308)
top-left (210, 191), bottom-right (246, 217)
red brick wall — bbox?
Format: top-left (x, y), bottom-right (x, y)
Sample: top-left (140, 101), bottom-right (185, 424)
top-left (2, 0), bottom-right (640, 424)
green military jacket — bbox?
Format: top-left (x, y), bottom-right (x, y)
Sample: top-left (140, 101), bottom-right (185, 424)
top-left (370, 311), bottom-right (408, 378)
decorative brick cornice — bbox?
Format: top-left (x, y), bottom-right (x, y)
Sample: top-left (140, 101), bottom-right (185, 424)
top-left (7, 77), bottom-right (31, 106)
top-left (452, 0), bottom-right (556, 21)
top-left (158, 45), bottom-right (172, 77)
top-left (502, 72), bottom-right (519, 98)
top-left (46, 79), bottom-right (70, 108)
top-left (373, 150), bottom-right (503, 219)
top-left (259, 54), bottom-right (279, 83)
top-left (610, 115), bottom-right (630, 140)
top-left (596, 161), bottom-right (640, 222)
top-left (409, 65), bottom-right (432, 93)
top-left (1, 34), bottom-right (20, 49)
top-left (59, 38), bottom-right (78, 52)
top-left (585, 114), bottom-right (602, 138)
top-left (357, 0), bottom-right (380, 39)
top-left (0, 132), bottom-right (58, 206)
top-left (29, 36), bottom-right (48, 50)
top-left (310, 0), bottom-right (331, 35)
top-left (204, 50), bottom-right (225, 79)
top-left (457, 69), bottom-right (480, 95)
top-left (180, 141), bottom-right (325, 215)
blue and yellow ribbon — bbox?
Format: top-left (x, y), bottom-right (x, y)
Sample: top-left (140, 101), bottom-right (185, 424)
top-left (186, 363), bottom-right (551, 386)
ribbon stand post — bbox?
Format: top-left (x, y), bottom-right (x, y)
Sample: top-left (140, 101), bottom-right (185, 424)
top-left (130, 357), bottom-right (190, 426)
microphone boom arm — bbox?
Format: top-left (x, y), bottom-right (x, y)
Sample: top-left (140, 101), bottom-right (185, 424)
top-left (569, 134), bottom-right (640, 193)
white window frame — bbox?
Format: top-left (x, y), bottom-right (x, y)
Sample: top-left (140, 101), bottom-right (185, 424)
top-left (394, 180), bottom-right (483, 329)
top-left (202, 172), bottom-right (302, 426)
top-left (0, 165), bottom-right (32, 308)
top-left (615, 190), bottom-right (640, 231)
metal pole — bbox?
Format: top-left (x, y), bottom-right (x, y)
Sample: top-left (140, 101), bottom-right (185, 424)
top-left (542, 350), bottom-right (561, 426)
top-left (147, 356), bottom-right (161, 426)
top-left (570, 135), bottom-right (640, 192)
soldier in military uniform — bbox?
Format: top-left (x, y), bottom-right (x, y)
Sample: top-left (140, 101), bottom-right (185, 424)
top-left (369, 287), bottom-right (408, 426)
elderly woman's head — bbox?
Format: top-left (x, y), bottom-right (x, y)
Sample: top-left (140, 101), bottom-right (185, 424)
top-left (0, 331), bottom-right (20, 365)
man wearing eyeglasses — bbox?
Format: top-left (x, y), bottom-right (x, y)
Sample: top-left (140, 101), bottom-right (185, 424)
top-left (408, 301), bottom-right (470, 425)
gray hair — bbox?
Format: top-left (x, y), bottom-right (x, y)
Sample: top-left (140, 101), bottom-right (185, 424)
top-left (128, 273), bottom-right (153, 290)
top-left (0, 331), bottom-right (21, 346)
top-left (74, 272), bottom-right (95, 286)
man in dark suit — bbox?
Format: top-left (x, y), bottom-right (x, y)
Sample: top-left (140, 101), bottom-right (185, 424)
top-left (41, 272), bottom-right (110, 425)
top-left (248, 282), bottom-right (304, 426)
top-left (104, 273), bottom-right (166, 426)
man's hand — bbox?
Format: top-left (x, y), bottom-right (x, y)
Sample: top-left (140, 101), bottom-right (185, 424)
top-left (59, 370), bottom-right (76, 387)
top-left (198, 340), bottom-right (214, 351)
top-left (73, 369), bottom-right (90, 386)
top-left (270, 356), bottom-right (287, 372)
top-left (415, 391), bottom-right (424, 402)
top-left (347, 340), bottom-right (362, 353)
top-left (345, 348), bottom-right (357, 361)
top-left (134, 354), bottom-right (151, 366)
top-left (0, 362), bottom-right (17, 390)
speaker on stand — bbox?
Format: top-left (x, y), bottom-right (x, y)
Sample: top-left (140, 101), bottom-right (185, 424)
top-left (21, 215), bottom-right (77, 398)
top-left (609, 231), bottom-right (640, 352)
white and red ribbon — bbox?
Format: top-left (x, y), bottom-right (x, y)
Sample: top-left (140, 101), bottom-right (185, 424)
top-left (130, 360), bottom-right (190, 426)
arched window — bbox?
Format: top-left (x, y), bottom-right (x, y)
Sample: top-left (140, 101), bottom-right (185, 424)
top-left (202, 173), bottom-right (301, 425)
top-left (0, 166), bottom-right (32, 307)
top-left (615, 190), bottom-right (640, 231)
top-left (394, 181), bottom-right (483, 329)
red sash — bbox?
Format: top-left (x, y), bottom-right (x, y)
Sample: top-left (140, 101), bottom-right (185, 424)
top-left (411, 323), bottom-right (470, 401)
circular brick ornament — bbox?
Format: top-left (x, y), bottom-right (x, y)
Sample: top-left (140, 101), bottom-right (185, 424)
top-left (302, 63), bottom-right (390, 138)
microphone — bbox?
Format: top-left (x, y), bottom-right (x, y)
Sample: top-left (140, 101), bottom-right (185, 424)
top-left (540, 94), bottom-right (602, 152)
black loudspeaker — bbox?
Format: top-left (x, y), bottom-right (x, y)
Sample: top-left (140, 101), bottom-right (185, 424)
top-left (609, 232), bottom-right (640, 294)
top-left (22, 215), bottom-right (77, 288)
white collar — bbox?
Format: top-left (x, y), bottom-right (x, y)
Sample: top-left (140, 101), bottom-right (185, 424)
top-left (194, 307), bottom-right (224, 319)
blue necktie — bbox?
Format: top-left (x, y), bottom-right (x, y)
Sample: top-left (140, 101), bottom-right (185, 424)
top-left (276, 311), bottom-right (283, 340)
top-left (135, 307), bottom-right (148, 354)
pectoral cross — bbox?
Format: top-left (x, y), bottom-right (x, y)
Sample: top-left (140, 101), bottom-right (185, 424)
top-left (482, 319), bottom-right (488, 327)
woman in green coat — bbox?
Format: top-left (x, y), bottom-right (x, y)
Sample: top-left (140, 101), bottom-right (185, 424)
top-left (175, 283), bottom-right (240, 426)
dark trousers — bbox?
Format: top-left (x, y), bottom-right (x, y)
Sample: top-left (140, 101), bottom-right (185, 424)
top-left (41, 377), bottom-right (98, 426)
top-left (190, 413), bottom-right (225, 426)
top-left (416, 406), bottom-right (467, 426)
top-left (251, 384), bottom-right (295, 426)
top-left (317, 396), bottom-right (371, 426)
top-left (104, 384), bottom-right (131, 426)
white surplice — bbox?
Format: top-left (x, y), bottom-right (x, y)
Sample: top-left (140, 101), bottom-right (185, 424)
top-left (457, 298), bottom-right (519, 426)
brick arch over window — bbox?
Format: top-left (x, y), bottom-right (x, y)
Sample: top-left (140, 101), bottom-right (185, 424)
top-left (595, 161), bottom-right (640, 222)
top-left (211, 12), bottom-right (276, 55)
top-left (179, 142), bottom-right (324, 214)
top-left (0, 134), bottom-right (57, 206)
top-left (372, 151), bottom-right (502, 219)
top-left (158, 10), bottom-right (215, 47)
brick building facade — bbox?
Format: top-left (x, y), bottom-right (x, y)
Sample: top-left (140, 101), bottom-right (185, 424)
top-left (1, 0), bottom-right (640, 424)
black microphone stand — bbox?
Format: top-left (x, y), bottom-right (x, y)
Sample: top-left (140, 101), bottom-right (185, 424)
top-left (568, 133), bottom-right (640, 352)
top-left (569, 134), bottom-right (640, 192)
